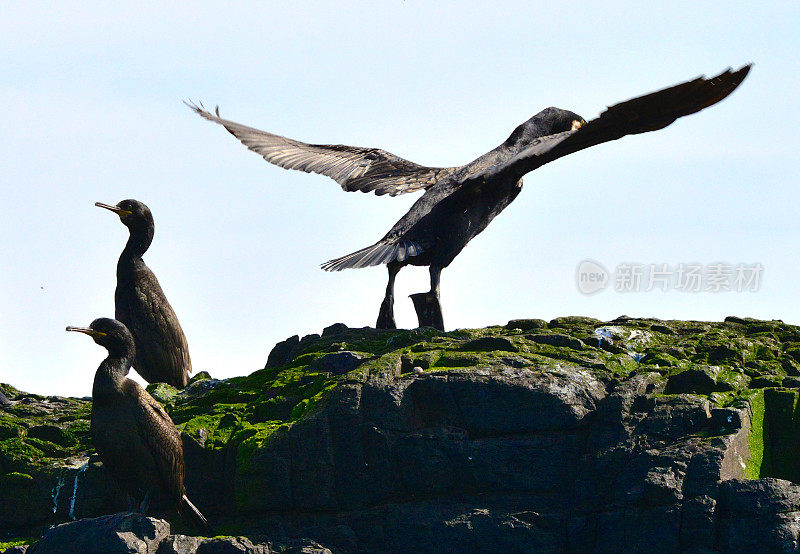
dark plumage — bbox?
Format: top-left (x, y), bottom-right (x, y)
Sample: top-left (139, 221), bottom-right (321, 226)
top-left (188, 65), bottom-right (751, 330)
top-left (96, 199), bottom-right (192, 388)
top-left (66, 318), bottom-right (207, 528)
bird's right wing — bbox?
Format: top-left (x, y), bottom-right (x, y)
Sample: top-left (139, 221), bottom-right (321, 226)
top-left (466, 65), bottom-right (751, 185)
top-left (131, 383), bottom-right (185, 503)
top-left (187, 102), bottom-right (457, 197)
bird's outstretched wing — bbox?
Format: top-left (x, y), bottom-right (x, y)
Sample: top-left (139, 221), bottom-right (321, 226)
top-left (466, 65), bottom-right (751, 184)
top-left (186, 102), bottom-right (457, 196)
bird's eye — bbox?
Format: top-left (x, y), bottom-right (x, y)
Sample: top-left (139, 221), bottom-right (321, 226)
top-left (571, 120), bottom-right (584, 131)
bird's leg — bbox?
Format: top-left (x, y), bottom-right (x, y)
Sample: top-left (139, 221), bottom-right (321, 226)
top-left (103, 511), bottom-right (130, 530)
top-left (138, 490), bottom-right (151, 514)
top-left (376, 262), bottom-right (400, 330)
top-left (410, 266), bottom-right (444, 331)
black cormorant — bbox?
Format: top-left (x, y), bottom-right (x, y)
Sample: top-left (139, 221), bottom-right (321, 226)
top-left (66, 318), bottom-right (208, 528)
top-left (188, 65), bottom-right (750, 331)
top-left (96, 199), bottom-right (192, 388)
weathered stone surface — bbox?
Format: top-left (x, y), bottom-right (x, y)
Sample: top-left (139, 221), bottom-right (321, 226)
top-left (717, 478), bottom-right (800, 516)
top-left (505, 318), bottom-right (546, 331)
top-left (528, 333), bottom-right (584, 350)
top-left (27, 425), bottom-right (73, 447)
top-left (459, 336), bottom-right (518, 352)
top-left (21, 514), bottom-right (334, 553)
top-left (665, 366), bottom-right (725, 394)
top-left (157, 534), bottom-right (205, 554)
top-left (194, 536), bottom-right (269, 553)
top-left (308, 351), bottom-right (369, 375)
top-left (265, 335), bottom-right (300, 368)
top-left (28, 513), bottom-right (170, 553)
top-left (717, 512), bottom-right (800, 553)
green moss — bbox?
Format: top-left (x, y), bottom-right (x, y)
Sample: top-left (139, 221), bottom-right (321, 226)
top-left (642, 351), bottom-right (680, 367)
top-left (65, 419), bottom-right (91, 443)
top-left (146, 382), bottom-right (179, 404)
top-left (0, 472), bottom-right (34, 487)
top-left (236, 422), bottom-right (285, 473)
top-left (189, 371), bottom-right (212, 383)
top-left (0, 438), bottom-right (45, 471)
top-left (709, 391), bottom-right (738, 407)
top-left (744, 390), bottom-right (765, 479)
top-left (0, 419), bottom-right (23, 440)
top-left (0, 537), bottom-right (34, 550)
top-left (434, 354), bottom-right (482, 368)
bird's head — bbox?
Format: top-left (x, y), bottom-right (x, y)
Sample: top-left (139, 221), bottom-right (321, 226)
top-left (95, 199), bottom-right (153, 232)
top-left (531, 107), bottom-right (586, 135)
top-left (66, 318), bottom-right (136, 358)
top-left (504, 107), bottom-right (585, 147)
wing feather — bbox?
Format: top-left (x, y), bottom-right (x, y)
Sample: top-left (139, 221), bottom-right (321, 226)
top-left (320, 240), bottom-right (424, 271)
top-left (132, 384), bottom-right (184, 504)
top-left (186, 102), bottom-right (458, 196)
top-left (472, 65), bottom-right (751, 184)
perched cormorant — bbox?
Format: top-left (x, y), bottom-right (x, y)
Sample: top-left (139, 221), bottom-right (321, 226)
top-left (66, 318), bottom-right (208, 528)
top-left (188, 65), bottom-right (750, 331)
top-left (96, 199), bottom-right (192, 388)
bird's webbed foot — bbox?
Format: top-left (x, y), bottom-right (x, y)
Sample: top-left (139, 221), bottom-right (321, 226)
top-left (376, 296), bottom-right (397, 329)
top-left (410, 292), bottom-right (444, 331)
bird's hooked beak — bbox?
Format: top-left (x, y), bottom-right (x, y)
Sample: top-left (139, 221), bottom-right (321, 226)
top-left (571, 119), bottom-right (585, 131)
top-left (66, 326), bottom-right (106, 338)
top-left (95, 202), bottom-right (132, 216)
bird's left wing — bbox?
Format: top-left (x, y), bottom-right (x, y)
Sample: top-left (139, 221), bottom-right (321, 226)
top-left (465, 64), bottom-right (751, 185)
top-left (186, 102), bottom-right (457, 196)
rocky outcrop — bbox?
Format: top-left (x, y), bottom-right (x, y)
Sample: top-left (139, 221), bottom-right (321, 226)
top-left (4, 316), bottom-right (800, 551)
top-left (18, 512), bottom-right (330, 553)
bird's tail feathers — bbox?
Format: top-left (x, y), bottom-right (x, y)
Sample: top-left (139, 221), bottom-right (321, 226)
top-left (321, 240), bottom-right (423, 271)
top-left (180, 494), bottom-right (210, 531)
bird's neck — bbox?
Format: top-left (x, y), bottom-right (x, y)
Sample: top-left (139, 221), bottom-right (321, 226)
top-left (121, 227), bottom-right (154, 261)
top-left (93, 356), bottom-right (132, 400)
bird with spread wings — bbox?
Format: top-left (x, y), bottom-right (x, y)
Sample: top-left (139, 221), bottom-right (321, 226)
top-left (188, 65), bottom-right (750, 330)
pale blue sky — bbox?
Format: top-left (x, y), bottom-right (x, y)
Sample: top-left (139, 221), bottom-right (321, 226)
top-left (2, 2), bottom-right (797, 396)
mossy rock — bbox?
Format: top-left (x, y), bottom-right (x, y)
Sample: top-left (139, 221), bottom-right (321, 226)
top-left (506, 319), bottom-right (547, 331)
top-left (750, 376), bottom-right (784, 389)
top-left (0, 471), bottom-right (34, 487)
top-left (0, 438), bottom-right (45, 473)
top-left (548, 316), bottom-right (603, 328)
top-left (460, 337), bottom-right (518, 353)
top-left (27, 424), bottom-right (75, 447)
top-left (528, 334), bottom-right (584, 351)
top-left (146, 382), bottom-right (179, 404)
top-left (433, 354), bottom-right (483, 368)
top-left (664, 366), bottom-right (744, 395)
top-left (0, 537), bottom-right (34, 550)
top-left (189, 371), bottom-right (213, 384)
top-left (4, 314), bottom-right (800, 527)
top-left (641, 351), bottom-right (680, 367)
top-left (0, 420), bottom-right (24, 440)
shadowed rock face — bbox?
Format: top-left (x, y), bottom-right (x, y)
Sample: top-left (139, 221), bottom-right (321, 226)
top-left (21, 512), bottom-right (331, 554)
top-left (5, 316), bottom-right (800, 551)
